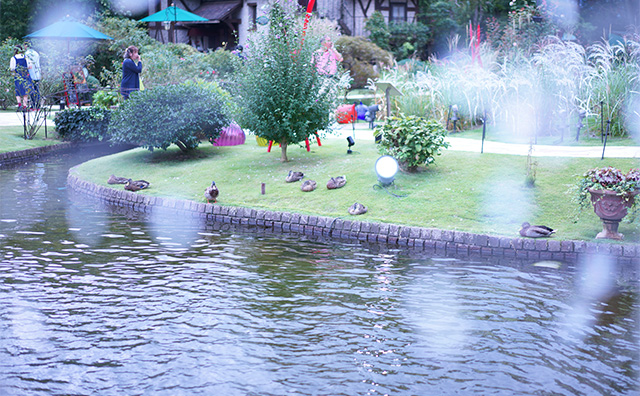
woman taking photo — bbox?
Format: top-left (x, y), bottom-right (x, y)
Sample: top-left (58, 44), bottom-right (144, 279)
top-left (120, 45), bottom-right (142, 100)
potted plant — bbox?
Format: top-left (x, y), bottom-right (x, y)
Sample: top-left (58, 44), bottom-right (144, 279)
top-left (576, 166), bottom-right (640, 240)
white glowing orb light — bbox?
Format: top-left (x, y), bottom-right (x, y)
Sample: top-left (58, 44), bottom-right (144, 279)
top-left (375, 155), bottom-right (398, 186)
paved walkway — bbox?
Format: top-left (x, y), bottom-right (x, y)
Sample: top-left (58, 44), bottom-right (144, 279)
top-left (2, 111), bottom-right (639, 158)
top-left (331, 122), bottom-right (640, 158)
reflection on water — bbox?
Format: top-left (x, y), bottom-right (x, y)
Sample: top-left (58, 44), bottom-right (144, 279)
top-left (0, 149), bottom-right (638, 395)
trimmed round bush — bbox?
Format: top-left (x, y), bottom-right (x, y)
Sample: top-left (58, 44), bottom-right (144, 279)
top-left (108, 81), bottom-right (231, 152)
top-left (55, 107), bottom-right (112, 142)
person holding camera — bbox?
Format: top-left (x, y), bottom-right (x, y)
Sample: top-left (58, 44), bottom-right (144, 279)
top-left (120, 45), bottom-right (143, 100)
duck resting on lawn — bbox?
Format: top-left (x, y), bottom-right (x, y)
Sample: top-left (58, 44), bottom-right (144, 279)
top-left (108, 175), bottom-right (129, 184)
top-left (124, 179), bottom-right (150, 192)
top-left (301, 180), bottom-right (317, 192)
top-left (519, 222), bottom-right (555, 238)
top-left (286, 171), bottom-right (304, 183)
top-left (327, 176), bottom-right (346, 189)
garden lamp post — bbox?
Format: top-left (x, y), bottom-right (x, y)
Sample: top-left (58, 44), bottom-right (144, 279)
top-left (346, 136), bottom-right (355, 154)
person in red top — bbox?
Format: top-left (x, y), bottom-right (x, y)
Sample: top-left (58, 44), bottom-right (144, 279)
top-left (315, 36), bottom-right (343, 76)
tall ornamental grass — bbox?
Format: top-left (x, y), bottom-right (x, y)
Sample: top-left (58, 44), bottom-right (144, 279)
top-left (377, 36), bottom-right (640, 139)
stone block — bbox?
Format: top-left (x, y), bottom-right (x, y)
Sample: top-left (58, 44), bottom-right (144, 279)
top-left (420, 228), bottom-right (432, 240)
top-left (488, 236), bottom-right (500, 248)
top-left (609, 244), bottom-right (623, 257)
top-left (441, 230), bottom-right (454, 242)
top-left (535, 239), bottom-right (548, 251)
top-left (548, 240), bottom-right (561, 252)
top-left (410, 227), bottom-right (422, 239)
top-left (573, 241), bottom-right (587, 253)
top-left (431, 229), bottom-right (442, 240)
top-left (389, 225), bottom-right (400, 237)
top-left (474, 234), bottom-right (488, 246)
top-left (623, 245), bottom-right (637, 257)
top-left (523, 239), bottom-right (536, 250)
top-left (539, 251), bottom-right (553, 260)
top-left (499, 237), bottom-right (512, 248)
top-left (560, 241), bottom-right (573, 252)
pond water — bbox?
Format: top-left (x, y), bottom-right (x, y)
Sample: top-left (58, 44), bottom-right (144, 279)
top-left (0, 149), bottom-right (638, 395)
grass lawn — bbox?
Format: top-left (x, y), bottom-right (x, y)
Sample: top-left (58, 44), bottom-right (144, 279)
top-left (71, 135), bottom-right (640, 242)
top-left (0, 125), bottom-right (61, 154)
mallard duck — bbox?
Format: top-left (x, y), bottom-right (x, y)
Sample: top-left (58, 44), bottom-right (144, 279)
top-left (286, 171), bottom-right (304, 183)
top-left (107, 174), bottom-right (129, 184)
top-left (519, 222), bottom-right (555, 238)
top-left (204, 181), bottom-right (219, 203)
top-left (301, 180), bottom-right (317, 192)
top-left (348, 202), bottom-right (368, 215)
top-left (124, 179), bottom-right (150, 192)
top-left (327, 175), bottom-right (347, 189)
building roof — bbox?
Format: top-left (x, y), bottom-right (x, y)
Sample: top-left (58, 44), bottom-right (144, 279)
top-left (190, 1), bottom-right (242, 23)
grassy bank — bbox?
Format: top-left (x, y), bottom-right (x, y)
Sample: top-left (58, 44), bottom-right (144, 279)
top-left (0, 108), bottom-right (61, 154)
top-left (71, 135), bottom-right (640, 242)
top-left (0, 125), bottom-right (61, 154)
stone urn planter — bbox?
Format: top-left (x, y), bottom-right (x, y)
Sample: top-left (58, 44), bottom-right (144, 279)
top-left (588, 188), bottom-right (638, 240)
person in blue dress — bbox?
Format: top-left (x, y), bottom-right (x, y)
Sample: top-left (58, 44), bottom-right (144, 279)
top-left (9, 45), bottom-right (33, 110)
top-left (120, 46), bottom-right (142, 100)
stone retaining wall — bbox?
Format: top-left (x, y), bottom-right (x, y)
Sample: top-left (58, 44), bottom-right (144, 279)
top-left (0, 142), bottom-right (74, 165)
top-left (67, 171), bottom-right (640, 266)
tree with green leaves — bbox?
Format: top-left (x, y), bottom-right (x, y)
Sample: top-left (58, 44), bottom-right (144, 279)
top-left (231, 0), bottom-right (350, 162)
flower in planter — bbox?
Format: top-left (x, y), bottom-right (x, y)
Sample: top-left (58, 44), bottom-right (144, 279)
top-left (578, 166), bottom-right (639, 198)
top-left (575, 166), bottom-right (640, 239)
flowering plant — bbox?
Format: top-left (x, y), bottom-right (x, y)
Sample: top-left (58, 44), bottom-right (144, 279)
top-left (575, 166), bottom-right (640, 210)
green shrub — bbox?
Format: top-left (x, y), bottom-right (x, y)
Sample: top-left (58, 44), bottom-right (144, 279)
top-left (335, 36), bottom-right (392, 89)
top-left (92, 90), bottom-right (121, 108)
top-left (388, 21), bottom-right (431, 60)
top-left (374, 114), bottom-right (450, 171)
top-left (364, 11), bottom-right (390, 51)
top-left (108, 81), bottom-right (231, 152)
top-left (198, 48), bottom-right (241, 83)
top-left (55, 107), bottom-right (112, 142)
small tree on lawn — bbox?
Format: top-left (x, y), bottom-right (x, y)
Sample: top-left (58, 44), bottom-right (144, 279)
top-left (231, 0), bottom-right (350, 162)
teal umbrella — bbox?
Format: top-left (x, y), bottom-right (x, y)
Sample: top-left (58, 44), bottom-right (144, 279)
top-left (26, 19), bottom-right (113, 40)
top-left (140, 5), bottom-right (208, 23)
